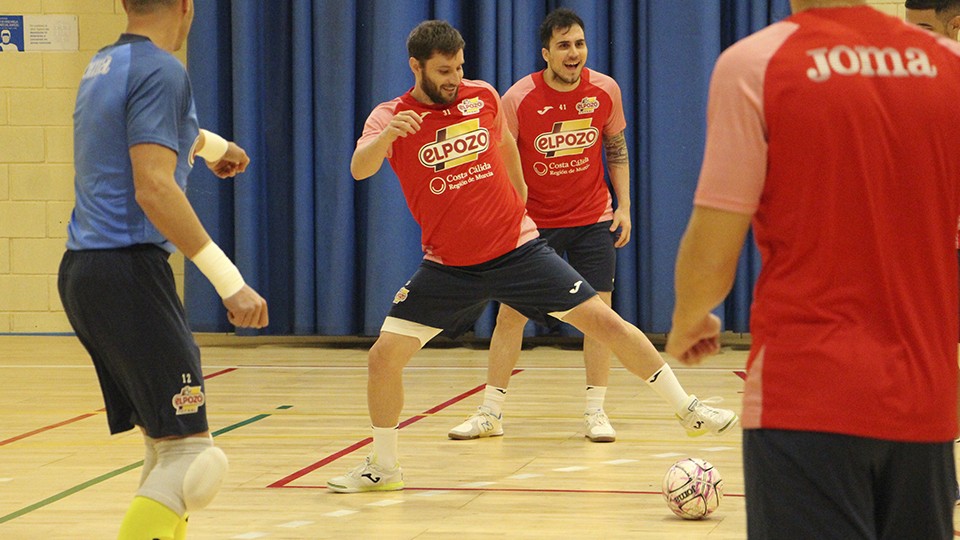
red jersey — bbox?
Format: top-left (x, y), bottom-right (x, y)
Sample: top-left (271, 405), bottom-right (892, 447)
top-left (695, 6), bottom-right (960, 441)
top-left (358, 79), bottom-right (538, 266)
top-left (502, 68), bottom-right (626, 228)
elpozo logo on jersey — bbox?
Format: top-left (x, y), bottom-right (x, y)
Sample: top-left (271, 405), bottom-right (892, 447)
top-left (534, 118), bottom-right (599, 158)
top-left (419, 118), bottom-right (490, 172)
top-left (576, 96), bottom-right (600, 114)
top-left (457, 97), bottom-right (484, 115)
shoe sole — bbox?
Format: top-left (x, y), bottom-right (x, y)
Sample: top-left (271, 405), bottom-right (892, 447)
top-left (586, 434), bottom-right (616, 443)
top-left (326, 480), bottom-right (405, 493)
top-left (448, 430), bottom-right (504, 440)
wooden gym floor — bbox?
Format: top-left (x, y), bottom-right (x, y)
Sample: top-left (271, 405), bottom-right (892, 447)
top-left (0, 335), bottom-right (956, 539)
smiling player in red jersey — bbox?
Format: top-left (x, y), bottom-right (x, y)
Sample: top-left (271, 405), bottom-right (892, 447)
top-left (447, 8), bottom-right (632, 444)
top-left (327, 19), bottom-right (738, 494)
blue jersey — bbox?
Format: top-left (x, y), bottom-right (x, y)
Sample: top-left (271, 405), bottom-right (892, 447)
top-left (67, 34), bottom-right (199, 252)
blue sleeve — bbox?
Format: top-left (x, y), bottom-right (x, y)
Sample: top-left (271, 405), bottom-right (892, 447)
top-left (126, 51), bottom-right (190, 154)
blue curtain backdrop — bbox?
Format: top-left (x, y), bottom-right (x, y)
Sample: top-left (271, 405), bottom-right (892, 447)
top-left (185, 0), bottom-right (791, 336)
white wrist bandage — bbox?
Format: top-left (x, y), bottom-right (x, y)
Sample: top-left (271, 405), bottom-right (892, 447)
top-left (191, 242), bottom-right (245, 299)
top-left (197, 129), bottom-right (229, 162)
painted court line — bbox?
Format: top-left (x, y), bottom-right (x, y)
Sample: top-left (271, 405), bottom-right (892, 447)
top-left (269, 368), bottom-right (746, 490)
top-left (0, 403), bottom-right (288, 525)
top-left (0, 367), bottom-right (238, 447)
top-left (267, 369), bottom-right (524, 489)
top-left (406, 486), bottom-right (745, 497)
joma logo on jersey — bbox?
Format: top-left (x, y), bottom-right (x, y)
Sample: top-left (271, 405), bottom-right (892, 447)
top-left (534, 118), bottom-right (600, 158)
top-left (806, 45), bottom-right (937, 82)
top-left (418, 118), bottom-right (490, 171)
top-left (576, 96), bottom-right (600, 114)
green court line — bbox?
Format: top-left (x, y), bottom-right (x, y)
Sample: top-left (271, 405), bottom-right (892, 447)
top-left (0, 405), bottom-right (292, 525)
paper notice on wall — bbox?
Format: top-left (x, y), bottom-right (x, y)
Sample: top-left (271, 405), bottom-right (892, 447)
top-left (0, 15), bottom-right (78, 52)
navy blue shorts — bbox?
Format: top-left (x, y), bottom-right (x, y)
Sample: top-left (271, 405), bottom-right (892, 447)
top-left (539, 220), bottom-right (617, 292)
top-left (743, 429), bottom-right (954, 540)
top-left (58, 245), bottom-right (209, 439)
top-left (387, 239), bottom-right (597, 339)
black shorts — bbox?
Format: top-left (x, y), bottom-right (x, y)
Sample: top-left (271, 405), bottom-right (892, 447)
top-left (387, 239), bottom-right (597, 339)
top-left (539, 221), bottom-right (617, 292)
top-left (58, 245), bottom-right (208, 439)
top-left (743, 429), bottom-right (954, 540)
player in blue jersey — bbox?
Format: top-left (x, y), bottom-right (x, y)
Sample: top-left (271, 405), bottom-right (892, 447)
top-left (58, 1), bottom-right (268, 537)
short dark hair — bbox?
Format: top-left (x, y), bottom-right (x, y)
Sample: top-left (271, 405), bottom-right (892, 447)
top-left (126, 0), bottom-right (178, 14)
top-left (905, 0), bottom-right (960, 14)
top-left (406, 20), bottom-right (465, 65)
top-left (539, 8), bottom-right (585, 50)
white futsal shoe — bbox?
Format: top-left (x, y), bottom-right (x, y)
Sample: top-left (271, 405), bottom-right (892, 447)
top-left (327, 455), bottom-right (404, 493)
top-left (583, 409), bottom-right (617, 442)
top-left (448, 405), bottom-right (504, 440)
top-left (677, 395), bottom-right (739, 437)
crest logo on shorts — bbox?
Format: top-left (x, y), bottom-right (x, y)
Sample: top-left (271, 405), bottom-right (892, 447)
top-left (172, 385), bottom-right (205, 415)
top-left (393, 286), bottom-right (410, 304)
top-left (419, 118), bottom-right (490, 172)
top-left (534, 118), bottom-right (599, 158)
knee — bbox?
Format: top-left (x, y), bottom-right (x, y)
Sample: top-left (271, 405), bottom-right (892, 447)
top-left (138, 436), bottom-right (228, 516)
top-left (495, 304), bottom-right (527, 332)
top-left (368, 339), bottom-right (406, 376)
top-left (182, 446), bottom-right (228, 511)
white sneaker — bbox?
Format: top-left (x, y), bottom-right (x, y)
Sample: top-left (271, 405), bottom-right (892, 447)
top-left (677, 395), bottom-right (739, 437)
top-left (583, 409), bottom-right (616, 442)
top-left (448, 405), bottom-right (504, 440)
top-left (326, 455), bottom-right (404, 493)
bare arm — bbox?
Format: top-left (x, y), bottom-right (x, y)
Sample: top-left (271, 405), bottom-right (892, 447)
top-left (499, 129), bottom-right (527, 203)
top-left (666, 205), bottom-right (752, 364)
top-left (350, 110), bottom-right (423, 180)
top-left (603, 130), bottom-right (631, 247)
top-left (132, 143), bottom-right (211, 257)
top-left (131, 143), bottom-right (268, 328)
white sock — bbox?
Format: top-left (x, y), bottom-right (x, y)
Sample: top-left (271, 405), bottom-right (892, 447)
top-left (644, 364), bottom-right (689, 414)
top-left (585, 386), bottom-right (607, 412)
top-left (481, 385), bottom-right (507, 417)
top-left (371, 425), bottom-right (399, 469)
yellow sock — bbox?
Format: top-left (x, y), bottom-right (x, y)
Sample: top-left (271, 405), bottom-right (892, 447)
top-left (173, 514), bottom-right (188, 540)
top-left (117, 496), bottom-right (181, 540)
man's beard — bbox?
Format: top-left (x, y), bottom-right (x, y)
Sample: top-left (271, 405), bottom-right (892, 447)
top-left (421, 77), bottom-right (457, 105)
top-left (549, 67), bottom-right (580, 86)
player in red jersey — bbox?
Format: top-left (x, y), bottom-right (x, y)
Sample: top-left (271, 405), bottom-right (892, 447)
top-left (668, 1), bottom-right (960, 536)
top-left (905, 0), bottom-right (960, 507)
top-left (327, 20), bottom-right (738, 494)
top-left (447, 8), bottom-right (631, 443)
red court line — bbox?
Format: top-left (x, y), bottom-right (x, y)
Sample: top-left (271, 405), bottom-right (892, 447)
top-left (0, 366), bottom-right (238, 447)
top-left (0, 413), bottom-right (101, 447)
top-left (280, 485), bottom-right (746, 498)
top-left (268, 369), bottom-right (524, 488)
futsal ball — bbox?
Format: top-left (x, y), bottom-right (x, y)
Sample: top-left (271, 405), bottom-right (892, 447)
top-left (662, 457), bottom-right (723, 520)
